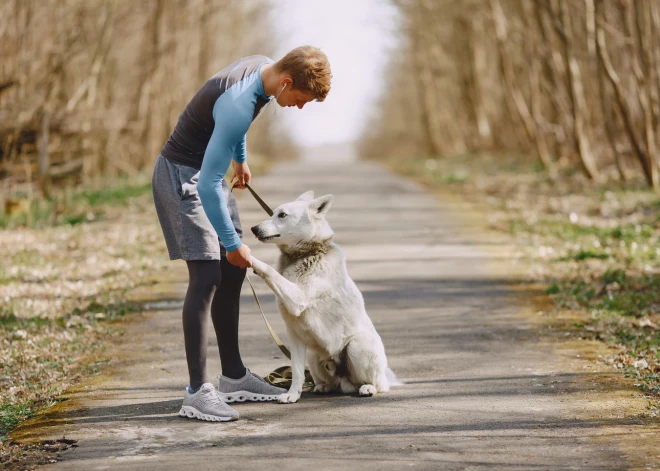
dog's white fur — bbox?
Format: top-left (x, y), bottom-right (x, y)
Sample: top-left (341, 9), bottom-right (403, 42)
top-left (250, 191), bottom-right (398, 404)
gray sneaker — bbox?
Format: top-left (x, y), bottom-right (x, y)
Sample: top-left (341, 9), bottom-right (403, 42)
top-left (179, 383), bottom-right (239, 422)
top-left (217, 368), bottom-right (286, 403)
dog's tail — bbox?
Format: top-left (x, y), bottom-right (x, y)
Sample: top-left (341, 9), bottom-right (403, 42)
top-left (385, 368), bottom-right (403, 387)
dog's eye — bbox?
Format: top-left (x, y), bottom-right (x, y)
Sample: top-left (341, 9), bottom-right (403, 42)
top-left (278, 212), bottom-right (287, 219)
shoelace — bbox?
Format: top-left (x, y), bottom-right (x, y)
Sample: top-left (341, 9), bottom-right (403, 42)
top-left (202, 389), bottom-right (227, 408)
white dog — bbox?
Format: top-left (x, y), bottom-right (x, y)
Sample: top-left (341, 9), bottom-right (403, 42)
top-left (249, 191), bottom-right (399, 404)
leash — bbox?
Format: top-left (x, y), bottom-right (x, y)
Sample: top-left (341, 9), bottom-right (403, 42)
top-left (243, 182), bottom-right (273, 217)
top-left (244, 271), bottom-right (290, 359)
top-left (230, 182), bottom-right (288, 359)
top-left (231, 181), bottom-right (314, 391)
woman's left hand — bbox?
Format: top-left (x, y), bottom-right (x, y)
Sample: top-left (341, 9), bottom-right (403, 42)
top-left (231, 161), bottom-right (251, 189)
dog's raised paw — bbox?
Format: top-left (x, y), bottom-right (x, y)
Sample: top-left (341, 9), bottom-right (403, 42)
top-left (313, 384), bottom-right (332, 394)
top-left (359, 384), bottom-right (376, 397)
top-left (249, 258), bottom-right (265, 276)
top-left (278, 393), bottom-right (300, 404)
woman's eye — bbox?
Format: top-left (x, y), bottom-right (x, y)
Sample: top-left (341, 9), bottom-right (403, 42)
top-left (278, 212), bottom-right (287, 219)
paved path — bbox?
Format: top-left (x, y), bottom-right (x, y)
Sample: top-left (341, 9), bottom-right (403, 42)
top-left (14, 160), bottom-right (657, 470)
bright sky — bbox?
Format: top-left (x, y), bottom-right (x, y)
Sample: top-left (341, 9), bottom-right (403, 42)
top-left (268, 0), bottom-right (400, 148)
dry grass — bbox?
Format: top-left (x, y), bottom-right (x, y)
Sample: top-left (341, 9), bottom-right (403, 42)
top-left (0, 155), bottom-right (270, 468)
top-left (0, 174), bottom-right (169, 468)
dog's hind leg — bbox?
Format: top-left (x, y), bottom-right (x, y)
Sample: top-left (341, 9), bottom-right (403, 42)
top-left (358, 384), bottom-right (377, 396)
top-left (345, 335), bottom-right (388, 396)
top-left (339, 377), bottom-right (357, 394)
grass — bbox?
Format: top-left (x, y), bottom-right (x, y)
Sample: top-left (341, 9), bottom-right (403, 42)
top-left (0, 171), bottom-right (171, 468)
top-left (0, 298), bottom-right (142, 332)
top-left (0, 402), bottom-right (35, 442)
top-left (0, 177), bottom-right (152, 229)
top-left (0, 311), bottom-right (52, 330)
top-left (388, 152), bottom-right (660, 417)
top-left (0, 297), bottom-right (144, 441)
top-left (74, 182), bottom-right (152, 207)
top-left (1, 154), bottom-right (273, 464)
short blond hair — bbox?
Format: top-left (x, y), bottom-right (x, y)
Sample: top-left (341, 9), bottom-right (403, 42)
top-left (275, 46), bottom-right (331, 102)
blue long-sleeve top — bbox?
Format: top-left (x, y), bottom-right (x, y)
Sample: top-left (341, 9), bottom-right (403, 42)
top-left (160, 55), bottom-right (273, 252)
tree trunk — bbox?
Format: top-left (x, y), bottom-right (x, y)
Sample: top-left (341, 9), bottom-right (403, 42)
top-left (467, 14), bottom-right (492, 147)
top-left (593, 0), bottom-right (627, 181)
top-left (619, 0), bottom-right (658, 187)
top-left (197, 0), bottom-right (212, 83)
top-left (410, 0), bottom-right (446, 156)
top-left (491, 0), bottom-right (554, 171)
top-left (534, 0), bottom-right (571, 167)
top-left (558, 0), bottom-right (600, 180)
top-left (597, 13), bottom-right (654, 186)
top-left (37, 110), bottom-right (51, 198)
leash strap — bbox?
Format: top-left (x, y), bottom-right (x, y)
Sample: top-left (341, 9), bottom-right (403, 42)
top-left (231, 181), bottom-right (285, 354)
top-left (266, 366), bottom-right (315, 392)
top-left (231, 179), bottom-right (314, 390)
top-left (244, 182), bottom-right (273, 216)
top-left (245, 273), bottom-right (291, 360)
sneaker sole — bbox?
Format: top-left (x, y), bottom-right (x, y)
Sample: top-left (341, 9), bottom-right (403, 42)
top-left (217, 391), bottom-right (283, 403)
top-left (178, 405), bottom-right (238, 422)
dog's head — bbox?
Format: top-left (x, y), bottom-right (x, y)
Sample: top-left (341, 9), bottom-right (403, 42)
top-left (250, 191), bottom-right (334, 248)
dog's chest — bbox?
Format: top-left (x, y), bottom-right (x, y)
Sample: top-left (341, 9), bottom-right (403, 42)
top-left (279, 251), bottom-right (348, 350)
top-left (278, 252), bottom-right (326, 282)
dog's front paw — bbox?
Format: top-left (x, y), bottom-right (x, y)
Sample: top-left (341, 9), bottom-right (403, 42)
top-left (313, 383), bottom-right (332, 394)
top-left (359, 384), bottom-right (377, 397)
top-left (278, 392), bottom-right (301, 404)
top-left (250, 257), bottom-right (266, 276)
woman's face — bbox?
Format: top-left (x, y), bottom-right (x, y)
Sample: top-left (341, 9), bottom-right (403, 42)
top-left (276, 82), bottom-right (316, 109)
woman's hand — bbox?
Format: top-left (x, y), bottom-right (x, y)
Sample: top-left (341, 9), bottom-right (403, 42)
top-left (226, 244), bottom-right (252, 269)
top-left (231, 161), bottom-right (251, 189)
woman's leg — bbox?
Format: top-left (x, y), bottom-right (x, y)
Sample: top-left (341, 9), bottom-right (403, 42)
top-left (183, 260), bottom-right (222, 390)
top-left (210, 257), bottom-right (247, 379)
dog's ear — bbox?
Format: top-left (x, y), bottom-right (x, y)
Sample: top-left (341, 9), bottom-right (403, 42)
top-left (311, 194), bottom-right (333, 217)
top-left (296, 191), bottom-right (314, 201)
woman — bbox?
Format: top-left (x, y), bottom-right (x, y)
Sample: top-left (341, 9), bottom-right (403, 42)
top-left (151, 46), bottom-right (332, 421)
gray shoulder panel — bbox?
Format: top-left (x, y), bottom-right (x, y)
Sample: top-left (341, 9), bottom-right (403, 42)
top-left (160, 55), bottom-right (270, 169)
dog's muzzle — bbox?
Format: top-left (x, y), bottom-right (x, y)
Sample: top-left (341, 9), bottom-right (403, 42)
top-left (251, 225), bottom-right (280, 241)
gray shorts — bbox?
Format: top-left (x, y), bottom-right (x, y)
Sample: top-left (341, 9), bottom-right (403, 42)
top-left (151, 154), bottom-right (242, 261)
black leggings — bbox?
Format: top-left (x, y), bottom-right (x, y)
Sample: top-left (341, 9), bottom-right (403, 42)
top-left (183, 258), bottom-right (247, 389)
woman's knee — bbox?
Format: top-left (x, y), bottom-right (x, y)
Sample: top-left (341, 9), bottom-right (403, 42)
top-left (187, 260), bottom-right (222, 292)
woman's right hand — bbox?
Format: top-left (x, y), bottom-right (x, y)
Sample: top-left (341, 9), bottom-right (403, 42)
top-left (226, 244), bottom-right (252, 269)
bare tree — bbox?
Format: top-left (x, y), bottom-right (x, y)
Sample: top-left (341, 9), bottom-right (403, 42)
top-left (491, 0), bottom-right (554, 172)
top-left (360, 0), bottom-right (660, 188)
top-left (0, 0), bottom-right (293, 202)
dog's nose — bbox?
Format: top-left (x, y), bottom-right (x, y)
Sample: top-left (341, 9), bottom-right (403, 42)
top-left (251, 225), bottom-right (259, 236)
